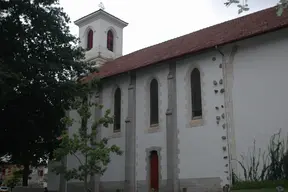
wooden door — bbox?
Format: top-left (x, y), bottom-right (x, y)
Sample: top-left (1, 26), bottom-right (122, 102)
top-left (150, 151), bottom-right (159, 191)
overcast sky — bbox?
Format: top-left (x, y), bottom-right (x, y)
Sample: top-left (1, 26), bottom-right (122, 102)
top-left (59, 0), bottom-right (279, 55)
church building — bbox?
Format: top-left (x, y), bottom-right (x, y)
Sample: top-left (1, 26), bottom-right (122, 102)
top-left (48, 6), bottom-right (288, 192)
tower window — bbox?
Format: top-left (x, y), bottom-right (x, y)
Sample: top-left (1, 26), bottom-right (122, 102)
top-left (114, 87), bottom-right (121, 132)
top-left (107, 30), bottom-right (114, 52)
top-left (150, 79), bottom-right (159, 125)
top-left (87, 29), bottom-right (93, 50)
top-left (191, 68), bottom-right (202, 119)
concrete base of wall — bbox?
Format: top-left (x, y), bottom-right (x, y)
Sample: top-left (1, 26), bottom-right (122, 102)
top-left (138, 177), bottom-right (221, 192)
top-left (65, 177), bottom-right (221, 192)
top-left (67, 182), bottom-right (86, 192)
top-left (179, 177), bottom-right (222, 192)
top-left (100, 181), bottom-right (124, 192)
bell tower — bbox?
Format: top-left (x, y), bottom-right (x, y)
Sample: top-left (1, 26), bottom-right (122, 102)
top-left (74, 7), bottom-right (128, 66)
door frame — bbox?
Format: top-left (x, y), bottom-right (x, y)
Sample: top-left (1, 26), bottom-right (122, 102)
top-left (145, 147), bottom-right (162, 192)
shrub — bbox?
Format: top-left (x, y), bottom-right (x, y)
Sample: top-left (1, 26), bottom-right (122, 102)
top-left (232, 129), bottom-right (288, 189)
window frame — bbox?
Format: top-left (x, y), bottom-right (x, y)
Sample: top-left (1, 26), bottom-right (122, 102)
top-left (149, 78), bottom-right (159, 126)
top-left (107, 30), bottom-right (114, 52)
top-left (113, 87), bottom-right (121, 132)
top-left (190, 68), bottom-right (203, 120)
top-left (87, 29), bottom-right (93, 50)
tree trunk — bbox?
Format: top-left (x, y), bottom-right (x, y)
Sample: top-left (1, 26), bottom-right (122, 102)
top-left (22, 163), bottom-right (30, 186)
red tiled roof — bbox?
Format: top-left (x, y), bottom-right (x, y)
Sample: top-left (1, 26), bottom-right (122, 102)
top-left (88, 6), bottom-right (288, 80)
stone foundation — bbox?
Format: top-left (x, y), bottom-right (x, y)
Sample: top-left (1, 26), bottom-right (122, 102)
top-left (65, 177), bottom-right (221, 192)
top-left (179, 177), bottom-right (222, 192)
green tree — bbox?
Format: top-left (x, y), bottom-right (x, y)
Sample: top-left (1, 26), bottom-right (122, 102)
top-left (4, 169), bottom-right (23, 191)
top-left (52, 78), bottom-right (122, 192)
top-left (0, 0), bottom-right (95, 186)
top-left (224, 0), bottom-right (288, 16)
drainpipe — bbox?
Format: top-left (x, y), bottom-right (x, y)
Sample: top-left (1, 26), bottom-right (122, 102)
top-left (215, 45), bottom-right (224, 57)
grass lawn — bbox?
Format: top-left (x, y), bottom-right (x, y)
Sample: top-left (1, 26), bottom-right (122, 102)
top-left (233, 189), bottom-right (287, 192)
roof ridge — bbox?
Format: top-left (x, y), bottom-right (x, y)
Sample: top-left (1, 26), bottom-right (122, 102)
top-left (110, 6), bottom-right (278, 63)
top-left (74, 9), bottom-right (128, 26)
top-left (84, 5), bottom-right (288, 81)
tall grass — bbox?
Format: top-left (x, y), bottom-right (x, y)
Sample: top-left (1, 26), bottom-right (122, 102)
top-left (233, 129), bottom-right (288, 183)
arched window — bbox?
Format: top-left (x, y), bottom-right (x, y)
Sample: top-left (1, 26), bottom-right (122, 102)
top-left (191, 68), bottom-right (202, 119)
top-left (150, 79), bottom-right (159, 125)
top-left (107, 30), bottom-right (114, 52)
top-left (87, 29), bottom-right (93, 50)
top-left (114, 87), bottom-right (121, 132)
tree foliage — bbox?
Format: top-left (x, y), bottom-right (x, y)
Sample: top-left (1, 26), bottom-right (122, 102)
top-left (4, 169), bottom-right (23, 190)
top-left (0, 0), bottom-right (95, 186)
top-left (52, 78), bottom-right (122, 192)
top-left (224, 0), bottom-right (288, 16)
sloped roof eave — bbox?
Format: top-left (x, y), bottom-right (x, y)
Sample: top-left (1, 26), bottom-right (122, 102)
top-left (84, 6), bottom-right (288, 81)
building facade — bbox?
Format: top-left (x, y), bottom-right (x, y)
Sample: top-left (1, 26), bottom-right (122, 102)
top-left (48, 7), bottom-right (288, 192)
top-left (0, 165), bottom-right (47, 188)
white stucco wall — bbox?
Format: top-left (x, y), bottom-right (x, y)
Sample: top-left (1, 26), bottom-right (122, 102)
top-left (135, 64), bottom-right (169, 182)
top-left (230, 29), bottom-right (288, 178)
top-left (100, 76), bottom-right (128, 182)
top-left (48, 76), bottom-right (128, 186)
top-left (88, 63), bottom-right (169, 183)
top-left (48, 20), bottom-right (288, 189)
top-left (48, 110), bottom-right (83, 189)
top-left (176, 52), bottom-right (228, 184)
top-left (98, 19), bottom-right (124, 58)
top-left (65, 97), bottom-right (96, 183)
top-left (77, 15), bottom-right (124, 60)
top-left (47, 161), bottom-right (60, 191)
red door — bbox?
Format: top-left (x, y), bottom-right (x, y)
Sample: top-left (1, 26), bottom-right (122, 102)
top-left (150, 151), bottom-right (159, 191)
